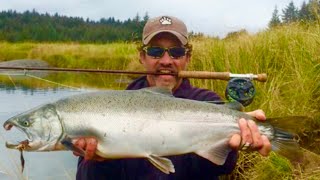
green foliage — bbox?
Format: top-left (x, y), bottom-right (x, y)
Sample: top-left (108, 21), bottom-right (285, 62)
top-left (0, 10), bottom-right (148, 43)
top-left (244, 152), bottom-right (294, 180)
top-left (0, 42), bottom-right (35, 60)
top-left (282, 1), bottom-right (299, 23)
top-left (189, 22), bottom-right (320, 120)
top-left (189, 23), bottom-right (320, 179)
top-left (269, 0), bottom-right (320, 26)
top-left (224, 29), bottom-right (249, 40)
top-left (299, 1), bottom-right (314, 21)
top-left (269, 6), bottom-right (281, 28)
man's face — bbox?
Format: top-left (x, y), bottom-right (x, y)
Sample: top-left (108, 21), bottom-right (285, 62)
top-left (140, 33), bottom-right (190, 91)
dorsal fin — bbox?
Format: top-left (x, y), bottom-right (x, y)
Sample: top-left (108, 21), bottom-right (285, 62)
top-left (141, 87), bottom-right (173, 97)
top-left (205, 101), bottom-right (244, 111)
top-left (204, 100), bottom-right (226, 105)
top-left (226, 101), bottom-right (245, 111)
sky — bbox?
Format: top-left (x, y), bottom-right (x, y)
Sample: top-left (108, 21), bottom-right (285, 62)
top-left (0, 0), bottom-right (306, 37)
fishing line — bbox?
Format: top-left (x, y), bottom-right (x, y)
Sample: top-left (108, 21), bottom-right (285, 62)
top-left (1, 75), bottom-right (28, 175)
top-left (6, 75), bottom-right (17, 88)
top-left (0, 72), bottom-right (80, 90)
top-left (0, 133), bottom-right (13, 177)
top-left (1, 72), bottom-right (79, 176)
top-left (25, 74), bottom-right (80, 90)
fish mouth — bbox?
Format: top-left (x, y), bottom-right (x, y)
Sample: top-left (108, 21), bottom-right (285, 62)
top-left (3, 121), bottom-right (32, 150)
top-left (5, 140), bottom-right (30, 149)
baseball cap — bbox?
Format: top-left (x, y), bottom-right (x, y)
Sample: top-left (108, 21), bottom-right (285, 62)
top-left (142, 16), bottom-right (188, 45)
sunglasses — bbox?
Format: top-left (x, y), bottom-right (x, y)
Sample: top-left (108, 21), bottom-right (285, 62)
top-left (142, 46), bottom-right (188, 59)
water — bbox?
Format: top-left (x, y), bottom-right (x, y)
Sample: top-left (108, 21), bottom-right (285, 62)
top-left (0, 85), bottom-right (90, 180)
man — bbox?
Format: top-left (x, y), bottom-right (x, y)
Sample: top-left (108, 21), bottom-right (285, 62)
top-left (74, 15), bottom-right (271, 180)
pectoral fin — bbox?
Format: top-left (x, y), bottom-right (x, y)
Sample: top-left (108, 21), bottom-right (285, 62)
top-left (196, 141), bottom-right (232, 165)
top-left (147, 154), bottom-right (175, 174)
top-left (60, 136), bottom-right (85, 157)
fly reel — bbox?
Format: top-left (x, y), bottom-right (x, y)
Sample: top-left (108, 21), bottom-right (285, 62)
top-left (225, 78), bottom-right (256, 106)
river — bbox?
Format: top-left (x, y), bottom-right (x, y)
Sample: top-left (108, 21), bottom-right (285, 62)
top-left (0, 85), bottom-right (89, 180)
top-left (0, 72), bottom-right (131, 180)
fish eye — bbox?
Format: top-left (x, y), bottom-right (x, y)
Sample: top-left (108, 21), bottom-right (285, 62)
top-left (21, 121), bottom-right (30, 127)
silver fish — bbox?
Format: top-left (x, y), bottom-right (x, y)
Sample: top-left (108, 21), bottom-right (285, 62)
top-left (3, 88), bottom-right (300, 174)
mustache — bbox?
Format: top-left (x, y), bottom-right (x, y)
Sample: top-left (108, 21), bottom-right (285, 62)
top-left (155, 65), bottom-right (177, 73)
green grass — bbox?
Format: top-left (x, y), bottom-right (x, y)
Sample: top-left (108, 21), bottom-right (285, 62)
top-left (0, 21), bottom-right (319, 179)
top-left (189, 22), bottom-right (320, 179)
top-left (190, 23), bottom-right (320, 117)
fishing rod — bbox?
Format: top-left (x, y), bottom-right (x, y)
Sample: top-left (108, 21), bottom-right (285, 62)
top-left (0, 66), bottom-right (267, 82)
top-left (0, 65), bottom-right (267, 106)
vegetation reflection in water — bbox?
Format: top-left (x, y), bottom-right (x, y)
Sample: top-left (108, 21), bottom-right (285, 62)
top-left (0, 72), bottom-right (132, 90)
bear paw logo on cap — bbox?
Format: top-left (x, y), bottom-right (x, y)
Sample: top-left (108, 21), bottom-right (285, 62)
top-left (159, 16), bottom-right (172, 25)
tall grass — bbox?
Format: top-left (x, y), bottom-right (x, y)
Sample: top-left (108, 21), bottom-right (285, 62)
top-left (0, 42), bottom-right (138, 89)
top-left (189, 23), bottom-right (320, 179)
top-left (0, 22), bottom-right (319, 179)
top-left (190, 23), bottom-right (320, 118)
top-left (0, 42), bottom-right (138, 70)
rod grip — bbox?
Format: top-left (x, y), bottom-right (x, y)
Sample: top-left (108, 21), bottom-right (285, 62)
top-left (178, 71), bottom-right (230, 80)
top-left (256, 73), bottom-right (267, 82)
top-left (178, 71), bottom-right (268, 82)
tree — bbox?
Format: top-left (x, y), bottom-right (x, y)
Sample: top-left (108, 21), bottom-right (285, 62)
top-left (282, 1), bottom-right (299, 23)
top-left (143, 12), bottom-right (149, 23)
top-left (133, 13), bottom-right (141, 22)
top-left (0, 10), bottom-right (152, 43)
top-left (269, 6), bottom-right (281, 27)
top-left (309, 0), bottom-right (320, 22)
top-left (299, 1), bottom-right (313, 21)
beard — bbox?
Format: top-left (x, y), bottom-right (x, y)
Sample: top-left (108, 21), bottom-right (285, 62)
top-left (148, 65), bottom-right (182, 90)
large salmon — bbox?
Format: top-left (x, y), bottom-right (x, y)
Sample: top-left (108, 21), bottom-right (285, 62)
top-left (3, 88), bottom-right (300, 174)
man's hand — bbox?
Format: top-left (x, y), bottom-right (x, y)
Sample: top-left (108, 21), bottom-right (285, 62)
top-left (73, 137), bottom-right (106, 161)
top-left (229, 109), bottom-right (272, 156)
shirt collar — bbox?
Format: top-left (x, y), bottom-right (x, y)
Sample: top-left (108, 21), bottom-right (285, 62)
top-left (172, 79), bottom-right (192, 98)
top-left (127, 76), bottom-right (193, 98)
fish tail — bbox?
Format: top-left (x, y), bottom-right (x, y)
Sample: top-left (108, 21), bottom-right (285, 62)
top-left (266, 116), bottom-right (315, 163)
top-left (270, 127), bottom-right (303, 163)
